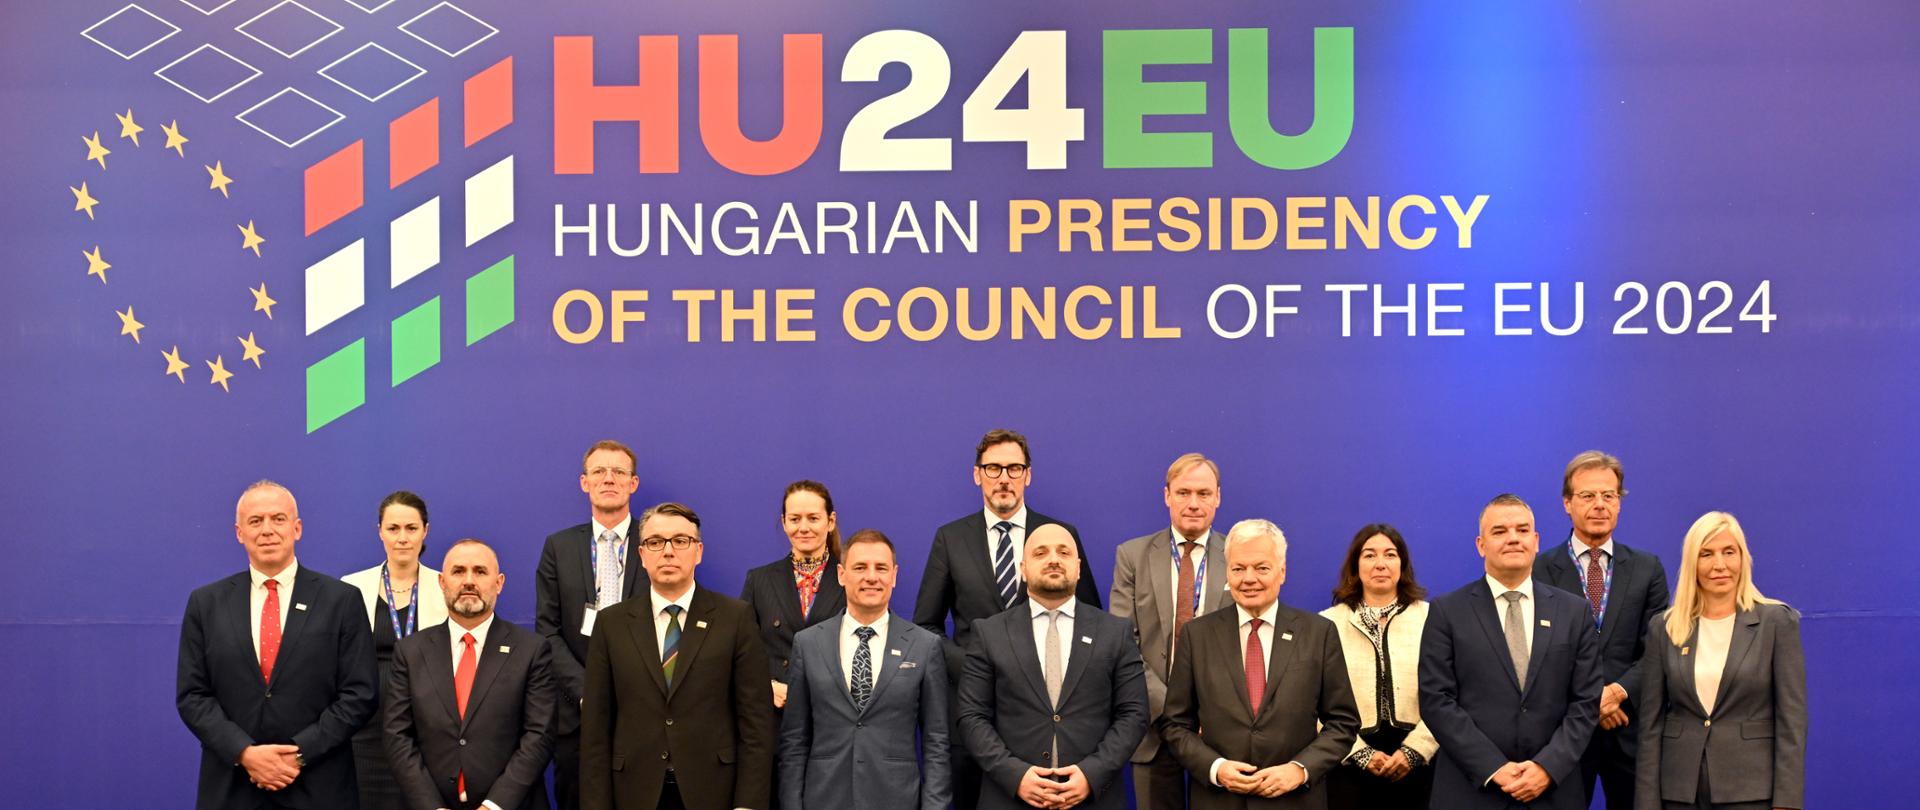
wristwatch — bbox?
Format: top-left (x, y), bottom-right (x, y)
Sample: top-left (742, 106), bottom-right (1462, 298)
top-left (294, 751), bottom-right (307, 768)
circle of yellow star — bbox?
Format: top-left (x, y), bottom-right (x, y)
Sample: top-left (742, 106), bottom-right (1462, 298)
top-left (162, 346), bottom-right (190, 383)
top-left (250, 282), bottom-right (277, 319)
top-left (163, 120), bottom-right (188, 157)
top-left (238, 220), bottom-right (265, 256)
top-left (207, 161), bottom-right (234, 198)
top-left (83, 246), bottom-right (110, 284)
top-left (238, 332), bottom-right (266, 368)
top-left (116, 305), bottom-right (145, 343)
top-left (116, 109), bottom-right (143, 146)
top-left (207, 355), bottom-right (234, 392)
top-left (83, 132), bottom-right (111, 169)
top-left (72, 182), bottom-right (100, 220)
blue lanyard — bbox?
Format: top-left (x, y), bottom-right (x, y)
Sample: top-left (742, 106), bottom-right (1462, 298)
top-left (1170, 535), bottom-right (1206, 614)
top-left (1568, 540), bottom-right (1614, 628)
top-left (381, 562), bottom-right (419, 639)
top-left (589, 531), bottom-right (627, 603)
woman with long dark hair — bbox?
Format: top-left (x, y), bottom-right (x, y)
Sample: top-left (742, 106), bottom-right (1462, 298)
top-left (1320, 523), bottom-right (1436, 810)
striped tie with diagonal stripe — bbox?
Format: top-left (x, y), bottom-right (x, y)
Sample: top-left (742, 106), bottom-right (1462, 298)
top-left (661, 604), bottom-right (684, 687)
top-left (992, 521), bottom-right (1019, 608)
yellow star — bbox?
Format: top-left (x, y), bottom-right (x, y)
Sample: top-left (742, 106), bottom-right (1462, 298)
top-left (163, 120), bottom-right (187, 157)
top-left (207, 161), bottom-right (234, 198)
top-left (116, 305), bottom-right (145, 344)
top-left (83, 246), bottom-right (110, 284)
top-left (83, 132), bottom-right (111, 169)
top-left (162, 346), bottom-right (189, 383)
top-left (116, 109), bottom-right (143, 147)
top-left (250, 282), bottom-right (277, 319)
top-left (237, 332), bottom-right (266, 368)
top-left (72, 182), bottom-right (100, 220)
top-left (207, 355), bottom-right (234, 392)
top-left (238, 220), bottom-right (265, 256)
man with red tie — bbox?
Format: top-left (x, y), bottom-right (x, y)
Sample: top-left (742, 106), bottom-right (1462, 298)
top-left (177, 480), bottom-right (378, 809)
top-left (386, 539), bottom-right (557, 810)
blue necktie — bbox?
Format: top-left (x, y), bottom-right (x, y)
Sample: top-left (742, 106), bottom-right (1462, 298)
top-left (851, 626), bottom-right (876, 711)
top-left (992, 521), bottom-right (1019, 608)
top-left (662, 604), bottom-right (684, 687)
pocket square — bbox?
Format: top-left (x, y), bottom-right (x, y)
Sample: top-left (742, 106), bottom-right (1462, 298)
top-left (294, 603), bottom-right (308, 611)
top-left (898, 661), bottom-right (919, 669)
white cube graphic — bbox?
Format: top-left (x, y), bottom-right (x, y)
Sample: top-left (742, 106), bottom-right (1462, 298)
top-left (390, 197), bottom-right (440, 288)
top-left (464, 155), bottom-right (513, 246)
top-left (305, 239), bottom-right (365, 335)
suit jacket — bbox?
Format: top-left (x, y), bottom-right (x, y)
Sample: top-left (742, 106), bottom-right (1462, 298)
top-left (176, 564), bottom-right (378, 810)
top-left (342, 564), bottom-right (450, 634)
top-left (1534, 536), bottom-right (1668, 760)
top-left (1109, 527), bottom-right (1228, 761)
top-left (957, 603), bottom-right (1149, 810)
top-left (777, 610), bottom-right (952, 810)
top-left (536, 520), bottom-right (648, 735)
top-left (913, 508), bottom-right (1103, 686)
top-left (1159, 601), bottom-right (1362, 810)
top-left (580, 585), bottom-right (775, 810)
top-left (1418, 579), bottom-right (1602, 810)
top-left (384, 619), bottom-right (557, 810)
top-left (1633, 603), bottom-right (1805, 810)
top-left (740, 553), bottom-right (846, 682)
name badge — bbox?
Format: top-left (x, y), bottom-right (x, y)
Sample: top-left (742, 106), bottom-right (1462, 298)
top-left (696, 620), bottom-right (709, 629)
top-left (1539, 619), bottom-right (1552, 628)
top-left (1080, 636), bottom-right (1093, 645)
top-left (1281, 632), bottom-right (1294, 641)
top-left (294, 603), bottom-right (308, 611)
top-left (890, 649), bottom-right (903, 657)
top-left (498, 646), bottom-right (511, 654)
top-left (580, 607), bottom-right (598, 637)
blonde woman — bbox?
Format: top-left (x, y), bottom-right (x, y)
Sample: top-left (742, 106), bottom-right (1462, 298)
top-left (1635, 512), bottom-right (1805, 810)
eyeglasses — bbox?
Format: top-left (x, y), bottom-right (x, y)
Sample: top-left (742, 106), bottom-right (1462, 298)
top-left (586, 466), bottom-right (634, 480)
top-left (640, 535), bottom-right (699, 552)
top-left (1573, 490), bottom-right (1621, 504)
top-left (977, 463), bottom-right (1029, 479)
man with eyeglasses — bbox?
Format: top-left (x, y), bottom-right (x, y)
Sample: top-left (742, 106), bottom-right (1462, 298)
top-left (1531, 450), bottom-right (1669, 810)
top-left (581, 503), bottom-right (774, 810)
top-left (537, 439), bottom-right (651, 810)
top-left (915, 428), bottom-right (1102, 810)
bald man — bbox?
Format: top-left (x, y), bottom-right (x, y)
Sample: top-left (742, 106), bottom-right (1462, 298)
top-left (386, 540), bottom-right (557, 810)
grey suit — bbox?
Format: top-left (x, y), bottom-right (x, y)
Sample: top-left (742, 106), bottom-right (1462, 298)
top-left (777, 611), bottom-right (951, 810)
top-left (1634, 603), bottom-right (1806, 810)
top-left (1110, 528), bottom-right (1227, 810)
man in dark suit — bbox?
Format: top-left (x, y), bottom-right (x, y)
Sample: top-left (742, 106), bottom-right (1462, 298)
top-left (176, 480), bottom-right (377, 809)
top-left (580, 502), bottom-right (774, 810)
top-left (536, 439), bottom-right (649, 809)
top-left (1531, 451), bottom-right (1668, 810)
top-left (1420, 494), bottom-right (1603, 810)
top-left (778, 529), bottom-right (951, 810)
top-left (1110, 452), bottom-right (1230, 810)
top-left (1159, 518), bottom-right (1361, 810)
top-left (386, 540), bottom-right (556, 810)
top-left (915, 428), bottom-right (1102, 809)
top-left (958, 524), bottom-right (1148, 810)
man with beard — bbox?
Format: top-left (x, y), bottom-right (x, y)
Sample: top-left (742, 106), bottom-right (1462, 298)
top-left (386, 540), bottom-right (557, 810)
top-left (957, 524), bottom-right (1148, 810)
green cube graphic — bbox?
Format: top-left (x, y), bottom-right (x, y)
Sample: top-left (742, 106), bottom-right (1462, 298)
top-left (391, 297), bottom-right (442, 386)
top-left (466, 255), bottom-right (515, 345)
top-left (306, 339), bottom-right (366, 433)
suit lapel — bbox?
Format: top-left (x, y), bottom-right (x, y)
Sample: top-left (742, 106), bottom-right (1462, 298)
top-left (620, 520), bottom-right (644, 600)
top-left (813, 567), bottom-right (846, 623)
top-left (461, 621), bottom-right (515, 731)
top-left (1007, 608), bottom-right (1052, 707)
top-left (1594, 546), bottom-right (1634, 642)
top-left (225, 575), bottom-right (266, 685)
top-left (1674, 624), bottom-right (1704, 716)
top-left (419, 624), bottom-right (462, 728)
top-left (1522, 589), bottom-right (1556, 695)
top-left (1253, 608), bottom-right (1300, 723)
top-left (1201, 531), bottom-right (1228, 612)
top-left (774, 563), bottom-right (807, 629)
top-left (666, 589), bottom-right (717, 702)
top-left (268, 568), bottom-right (320, 688)
top-left (1709, 610), bottom-right (1762, 717)
top-left (860, 613), bottom-right (911, 715)
top-left (1218, 611), bottom-right (1256, 716)
top-left (965, 513), bottom-right (1011, 610)
top-left (1054, 609), bottom-right (1096, 706)
top-left (1465, 580), bottom-right (1522, 691)
top-left (627, 600), bottom-right (670, 696)
top-left (1145, 530), bottom-right (1174, 637)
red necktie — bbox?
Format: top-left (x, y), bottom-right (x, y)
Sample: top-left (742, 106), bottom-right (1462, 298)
top-left (1585, 551), bottom-right (1606, 619)
top-left (259, 579), bottom-right (281, 684)
top-left (456, 632), bottom-right (476, 799)
top-left (1244, 617), bottom-right (1266, 715)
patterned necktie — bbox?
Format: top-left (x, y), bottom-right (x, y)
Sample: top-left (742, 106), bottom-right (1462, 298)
top-left (795, 560), bottom-right (822, 619)
top-left (661, 604), bottom-right (684, 687)
top-left (1043, 610), bottom-right (1064, 707)
top-left (992, 521), bottom-right (1019, 608)
top-left (455, 632), bottom-right (477, 801)
top-left (258, 579), bottom-right (282, 684)
top-left (596, 529), bottom-right (622, 609)
top-left (1502, 591), bottom-right (1530, 684)
top-left (1174, 540), bottom-right (1198, 642)
top-left (1244, 617), bottom-right (1266, 715)
top-left (851, 626), bottom-right (877, 711)
top-left (1585, 550), bottom-right (1606, 622)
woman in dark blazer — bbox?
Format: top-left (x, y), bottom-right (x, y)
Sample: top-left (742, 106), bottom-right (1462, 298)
top-left (1636, 511), bottom-right (1806, 810)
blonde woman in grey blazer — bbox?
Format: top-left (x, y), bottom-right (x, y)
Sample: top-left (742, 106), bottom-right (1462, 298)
top-left (1635, 512), bottom-right (1805, 810)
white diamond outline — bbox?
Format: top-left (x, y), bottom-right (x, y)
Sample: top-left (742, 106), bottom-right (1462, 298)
top-left (153, 44), bottom-right (262, 104)
top-left (81, 4), bottom-right (181, 61)
top-left (397, 2), bottom-right (498, 58)
top-left (177, 0), bottom-right (239, 15)
top-left (343, 0), bottom-right (398, 12)
top-left (234, 0), bottom-right (345, 60)
top-left (317, 42), bottom-right (427, 103)
top-left (234, 87), bottom-right (345, 148)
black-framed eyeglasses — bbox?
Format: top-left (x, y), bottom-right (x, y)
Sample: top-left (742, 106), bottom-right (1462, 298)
top-left (977, 463), bottom-right (1029, 479)
top-left (639, 535), bottom-right (699, 552)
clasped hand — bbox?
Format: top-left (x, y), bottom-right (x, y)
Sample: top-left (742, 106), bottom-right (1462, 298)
top-left (1018, 764), bottom-right (1091, 809)
top-left (240, 744), bottom-right (301, 791)
top-left (1219, 760), bottom-right (1306, 798)
top-left (1492, 760), bottom-right (1551, 803)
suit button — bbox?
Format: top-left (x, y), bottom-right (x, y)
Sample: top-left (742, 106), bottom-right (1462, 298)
top-left (263, 692), bottom-right (271, 699)
top-left (856, 722), bottom-right (864, 728)
top-left (458, 739), bottom-right (467, 747)
top-left (1052, 714), bottom-right (1062, 723)
top-left (1042, 752), bottom-right (1051, 761)
top-left (661, 752), bottom-right (670, 760)
top-left (774, 619), bottom-right (782, 627)
top-left (1704, 719), bottom-right (1712, 727)
top-left (665, 718), bottom-right (674, 725)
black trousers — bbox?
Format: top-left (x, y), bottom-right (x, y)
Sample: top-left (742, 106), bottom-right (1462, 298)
top-left (659, 772), bottom-right (688, 810)
top-left (1325, 726), bottom-right (1433, 810)
top-left (1579, 724), bottom-right (1638, 809)
top-left (552, 730), bottom-right (580, 810)
top-left (1130, 746), bottom-right (1188, 810)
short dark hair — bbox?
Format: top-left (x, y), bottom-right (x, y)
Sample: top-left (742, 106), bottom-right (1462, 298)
top-left (841, 528), bottom-right (896, 560)
top-left (640, 502), bottom-right (701, 535)
top-left (581, 439), bottom-right (637, 475)
top-left (975, 428), bottom-right (1031, 465)
top-left (377, 490), bottom-right (429, 525)
top-left (1330, 524), bottom-right (1427, 608)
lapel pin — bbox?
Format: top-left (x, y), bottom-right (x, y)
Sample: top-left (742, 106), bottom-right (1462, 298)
top-left (499, 646), bottom-right (511, 654)
top-left (1681, 646), bottom-right (1690, 656)
top-left (1080, 635), bottom-right (1093, 645)
top-left (1281, 632), bottom-right (1294, 641)
top-left (695, 620), bottom-right (708, 629)
top-left (1539, 619), bottom-right (1551, 627)
top-left (294, 603), bottom-right (308, 611)
top-left (890, 648), bottom-right (903, 656)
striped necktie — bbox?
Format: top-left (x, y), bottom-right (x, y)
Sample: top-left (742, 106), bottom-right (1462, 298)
top-left (661, 604), bottom-right (684, 687)
top-left (992, 521), bottom-right (1019, 608)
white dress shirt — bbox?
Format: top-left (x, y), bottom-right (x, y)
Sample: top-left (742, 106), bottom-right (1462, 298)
top-left (1028, 596), bottom-right (1077, 677)
top-left (1485, 574), bottom-right (1536, 652)
top-left (839, 611), bottom-right (890, 695)
top-left (1210, 601), bottom-right (1305, 787)
top-left (1572, 537), bottom-right (1615, 576)
top-left (447, 614), bottom-right (496, 670)
top-left (1694, 613), bottom-right (1736, 714)
top-left (649, 584), bottom-right (698, 654)
top-left (249, 561), bottom-right (298, 660)
top-left (984, 506), bottom-right (1029, 589)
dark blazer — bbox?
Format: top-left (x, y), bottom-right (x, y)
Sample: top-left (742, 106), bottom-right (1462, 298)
top-left (1109, 527), bottom-right (1229, 762)
top-left (580, 585), bottom-right (775, 810)
top-left (1534, 536), bottom-right (1669, 758)
top-left (957, 603), bottom-right (1149, 810)
top-left (777, 611), bottom-right (952, 810)
top-left (740, 553), bottom-right (846, 682)
top-left (1419, 578), bottom-right (1603, 810)
top-left (1159, 601), bottom-right (1362, 810)
top-left (535, 520), bottom-right (647, 735)
top-left (1634, 603), bottom-right (1806, 810)
top-left (914, 509), bottom-right (1103, 684)
top-left (176, 565), bottom-right (378, 810)
top-left (384, 618), bottom-right (557, 810)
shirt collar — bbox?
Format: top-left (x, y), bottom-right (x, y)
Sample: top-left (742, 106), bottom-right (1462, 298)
top-left (250, 560), bottom-right (298, 590)
top-left (1234, 600), bottom-right (1279, 628)
top-left (984, 505), bottom-right (1029, 531)
top-left (1485, 574), bottom-right (1535, 601)
top-left (1029, 597), bottom-right (1077, 620)
top-left (593, 514), bottom-right (632, 542)
top-left (1569, 535), bottom-right (1614, 562)
top-left (1170, 526), bottom-right (1210, 548)
top-left (650, 584), bottom-right (697, 617)
top-left (843, 611), bottom-right (890, 639)
top-left (450, 613), bottom-right (496, 645)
